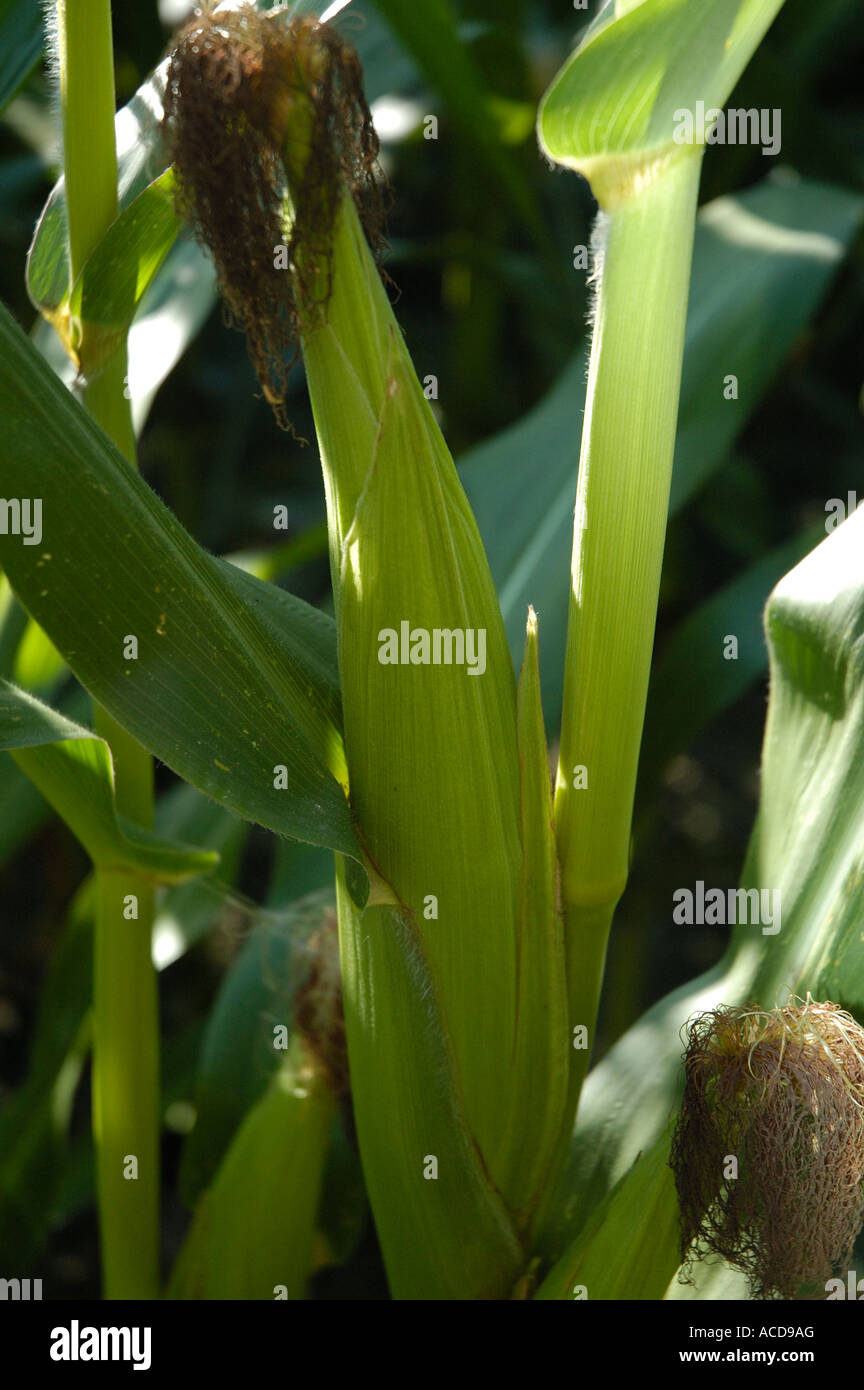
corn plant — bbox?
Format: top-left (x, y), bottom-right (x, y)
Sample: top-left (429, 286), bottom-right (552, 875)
top-left (0, 0), bottom-right (863, 1302)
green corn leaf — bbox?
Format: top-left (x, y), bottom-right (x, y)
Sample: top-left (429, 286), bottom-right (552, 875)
top-left (538, 0), bottom-right (786, 206)
top-left (300, 192), bottom-right (568, 1290)
top-left (494, 609), bottom-right (569, 1230)
top-left (534, 1123), bottom-right (680, 1301)
top-left (741, 504), bottom-right (864, 1015)
top-left (180, 889), bottom-right (335, 1204)
top-left (542, 952), bottom-right (739, 1264)
top-left (30, 167), bottom-right (179, 376)
top-left (265, 835), bottom-right (333, 905)
top-left (462, 174), bottom-right (862, 734)
top-left (545, 506), bottom-right (864, 1280)
top-left (0, 676), bottom-right (218, 881)
top-left (334, 861), bottom-right (525, 1300)
top-left (24, 0), bottom-right (424, 433)
top-left (27, 52), bottom-right (173, 330)
top-left (23, 0), bottom-right (425, 410)
top-left (70, 169), bottom-right (179, 379)
top-left (304, 196), bottom-right (529, 1149)
top-left (533, 0), bottom-right (793, 1128)
top-left (32, 235), bottom-right (218, 438)
top-left (0, 300), bottom-right (361, 861)
top-left (122, 237), bottom-right (216, 434)
top-left (315, 1117), bottom-right (368, 1270)
top-left (0, 572), bottom-right (26, 673)
top-left (0, 667), bottom-right (92, 867)
top-left (669, 176), bottom-right (864, 514)
top-left (459, 357), bottom-right (585, 734)
top-left (169, 1041), bottom-right (334, 1301)
top-left (12, 617), bottom-right (66, 694)
top-left (284, 175), bottom-right (547, 1291)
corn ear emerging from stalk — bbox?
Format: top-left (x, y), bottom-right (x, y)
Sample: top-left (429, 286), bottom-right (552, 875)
top-left (671, 999), bottom-right (864, 1300)
top-left (162, 9), bottom-right (386, 430)
top-left (169, 1035), bottom-right (335, 1300)
top-left (163, 6), bottom-right (571, 1296)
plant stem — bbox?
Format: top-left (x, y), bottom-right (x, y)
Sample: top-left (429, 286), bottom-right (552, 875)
top-left (57, 0), bottom-right (159, 1298)
top-left (91, 866), bottom-right (158, 1299)
top-left (553, 155), bottom-right (702, 1108)
top-left (56, 0), bottom-right (118, 279)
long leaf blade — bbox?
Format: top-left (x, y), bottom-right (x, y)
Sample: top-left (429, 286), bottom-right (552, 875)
top-left (0, 301), bottom-right (359, 859)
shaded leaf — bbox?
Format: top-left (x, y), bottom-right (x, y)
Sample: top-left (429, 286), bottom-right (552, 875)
top-left (169, 1044), bottom-right (334, 1300)
top-left (180, 889), bottom-right (335, 1204)
top-left (0, 676), bottom-right (218, 880)
top-left (535, 1123), bottom-right (680, 1300)
top-left (0, 301), bottom-right (360, 861)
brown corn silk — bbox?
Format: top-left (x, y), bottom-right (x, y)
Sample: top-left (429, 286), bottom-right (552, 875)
top-left (161, 7), bottom-right (386, 427)
top-left (671, 999), bottom-right (864, 1299)
top-left (294, 909), bottom-right (349, 1100)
